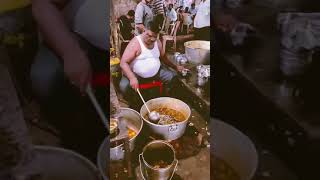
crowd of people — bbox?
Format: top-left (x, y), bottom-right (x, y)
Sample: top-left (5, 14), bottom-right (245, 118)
top-left (117, 0), bottom-right (210, 56)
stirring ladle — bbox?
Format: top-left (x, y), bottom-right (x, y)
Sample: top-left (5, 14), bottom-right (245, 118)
top-left (136, 88), bottom-right (160, 122)
top-left (86, 84), bottom-right (109, 132)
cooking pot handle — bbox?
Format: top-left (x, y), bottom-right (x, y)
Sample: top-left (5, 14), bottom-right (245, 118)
top-left (139, 154), bottom-right (147, 180)
top-left (169, 159), bottom-right (178, 180)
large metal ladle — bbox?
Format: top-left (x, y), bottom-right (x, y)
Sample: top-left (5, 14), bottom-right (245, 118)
top-left (136, 88), bottom-right (160, 122)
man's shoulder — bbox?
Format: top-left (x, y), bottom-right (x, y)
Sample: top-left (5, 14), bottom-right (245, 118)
top-left (129, 36), bottom-right (139, 46)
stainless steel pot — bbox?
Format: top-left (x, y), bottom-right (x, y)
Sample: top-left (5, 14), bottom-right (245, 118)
top-left (111, 108), bottom-right (143, 161)
top-left (97, 108), bottom-right (143, 180)
top-left (211, 119), bottom-right (258, 180)
top-left (97, 137), bottom-right (109, 180)
top-left (139, 140), bottom-right (178, 180)
top-left (140, 97), bottom-right (191, 141)
top-left (184, 40), bottom-right (210, 65)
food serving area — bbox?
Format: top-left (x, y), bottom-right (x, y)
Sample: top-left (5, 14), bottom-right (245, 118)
top-left (108, 41), bottom-right (211, 179)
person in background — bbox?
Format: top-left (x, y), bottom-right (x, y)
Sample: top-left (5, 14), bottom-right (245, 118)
top-left (182, 7), bottom-right (193, 34)
top-left (119, 10), bottom-right (135, 40)
top-left (152, 0), bottom-right (165, 29)
top-left (177, 8), bottom-right (184, 22)
top-left (119, 20), bottom-right (184, 110)
top-left (189, 3), bottom-right (197, 19)
top-left (194, 0), bottom-right (210, 41)
top-left (118, 10), bottom-right (135, 56)
top-left (135, 0), bottom-right (154, 35)
top-left (166, 3), bottom-right (177, 23)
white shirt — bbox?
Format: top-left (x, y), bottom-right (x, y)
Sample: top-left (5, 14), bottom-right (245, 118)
top-left (189, 7), bottom-right (197, 16)
top-left (167, 8), bottom-right (177, 22)
top-left (194, 0), bottom-right (210, 28)
top-left (131, 35), bottom-right (161, 78)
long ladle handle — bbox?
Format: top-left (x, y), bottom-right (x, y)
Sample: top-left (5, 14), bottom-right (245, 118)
top-left (86, 85), bottom-right (109, 132)
top-left (110, 82), bottom-right (121, 116)
top-left (136, 88), bottom-right (151, 113)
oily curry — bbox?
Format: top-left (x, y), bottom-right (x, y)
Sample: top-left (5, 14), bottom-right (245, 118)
top-left (110, 118), bottom-right (136, 139)
top-left (144, 107), bottom-right (186, 125)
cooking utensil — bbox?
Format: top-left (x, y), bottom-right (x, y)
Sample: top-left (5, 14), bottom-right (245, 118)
top-left (139, 140), bottom-right (178, 180)
top-left (211, 119), bottom-right (258, 180)
top-left (140, 97), bottom-right (191, 140)
top-left (86, 85), bottom-right (109, 132)
top-left (184, 40), bottom-right (210, 65)
top-left (33, 146), bottom-right (101, 180)
top-left (115, 117), bottom-right (133, 179)
top-left (181, 68), bottom-right (190, 77)
top-left (108, 108), bottom-right (143, 161)
top-left (136, 88), bottom-right (160, 122)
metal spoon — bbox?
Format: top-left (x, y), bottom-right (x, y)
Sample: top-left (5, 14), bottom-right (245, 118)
top-left (136, 88), bottom-right (160, 122)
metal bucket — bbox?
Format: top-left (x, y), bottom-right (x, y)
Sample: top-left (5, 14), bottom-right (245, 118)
top-left (140, 97), bottom-right (191, 141)
top-left (211, 119), bottom-right (258, 180)
top-left (139, 140), bottom-right (178, 180)
top-left (32, 146), bottom-right (101, 180)
top-left (184, 40), bottom-right (210, 65)
top-left (110, 108), bottom-right (143, 161)
top-left (97, 137), bottom-right (109, 180)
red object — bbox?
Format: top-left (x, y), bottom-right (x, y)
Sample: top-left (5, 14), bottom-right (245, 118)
top-left (139, 80), bottom-right (163, 95)
top-left (91, 73), bottom-right (110, 87)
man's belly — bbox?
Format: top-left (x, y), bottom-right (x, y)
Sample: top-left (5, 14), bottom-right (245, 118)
top-left (132, 58), bottom-right (161, 78)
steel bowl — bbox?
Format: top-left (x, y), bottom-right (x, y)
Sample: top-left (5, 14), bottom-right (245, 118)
top-left (140, 97), bottom-right (191, 141)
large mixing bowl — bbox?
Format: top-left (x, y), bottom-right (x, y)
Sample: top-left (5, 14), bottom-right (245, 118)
top-left (110, 108), bottom-right (143, 161)
top-left (140, 97), bottom-right (191, 141)
top-left (211, 119), bottom-right (258, 180)
top-left (184, 40), bottom-right (210, 65)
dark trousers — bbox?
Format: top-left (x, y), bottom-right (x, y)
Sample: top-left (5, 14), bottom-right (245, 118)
top-left (156, 14), bottom-right (165, 28)
top-left (30, 36), bottom-right (107, 161)
top-left (119, 65), bottom-right (177, 111)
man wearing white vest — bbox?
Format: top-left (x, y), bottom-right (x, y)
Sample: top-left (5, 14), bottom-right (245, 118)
top-left (120, 19), bottom-right (184, 110)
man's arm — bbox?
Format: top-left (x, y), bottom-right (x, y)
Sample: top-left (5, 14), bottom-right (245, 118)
top-left (32, 0), bottom-right (92, 92)
top-left (157, 40), bottom-right (183, 71)
top-left (120, 38), bottom-right (140, 89)
top-left (32, 0), bottom-right (81, 60)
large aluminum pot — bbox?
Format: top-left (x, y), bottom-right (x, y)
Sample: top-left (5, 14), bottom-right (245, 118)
top-left (31, 146), bottom-right (101, 180)
top-left (184, 40), bottom-right (210, 65)
top-left (211, 119), bottom-right (258, 180)
top-left (97, 137), bottom-right (109, 180)
top-left (140, 97), bottom-right (191, 141)
top-left (97, 108), bottom-right (143, 180)
top-left (111, 108), bottom-right (143, 161)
